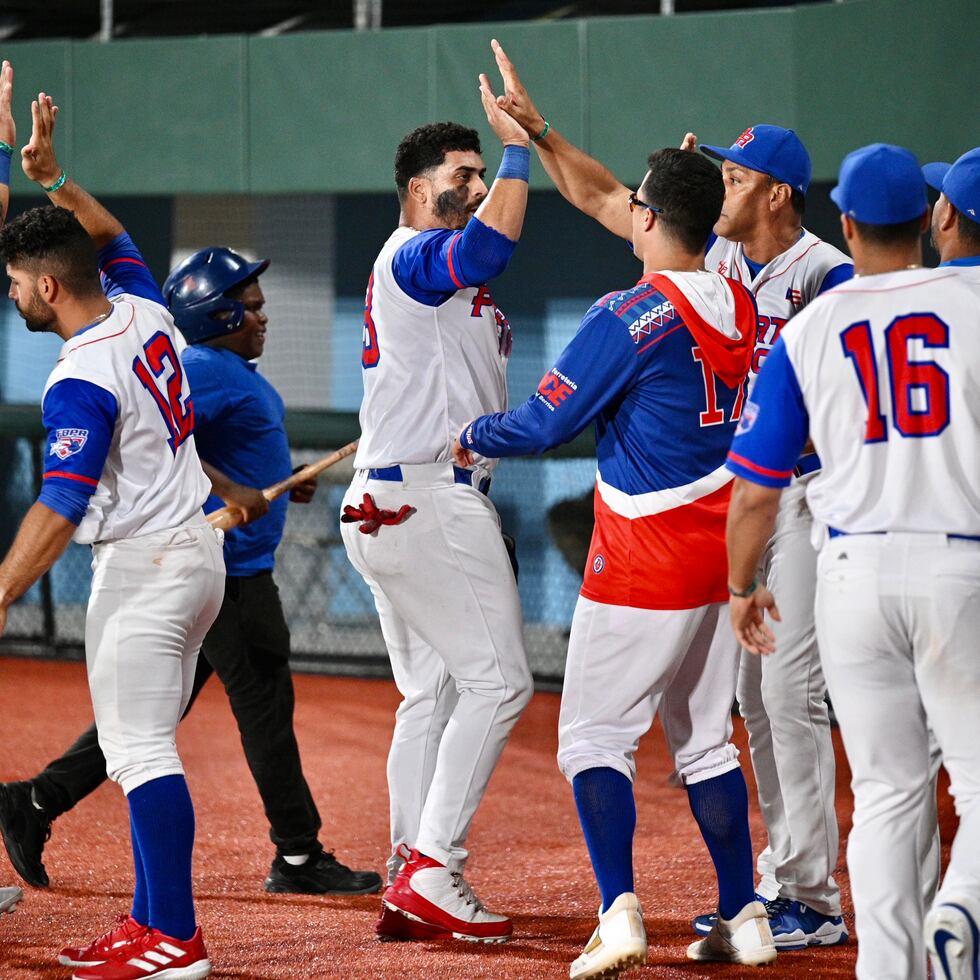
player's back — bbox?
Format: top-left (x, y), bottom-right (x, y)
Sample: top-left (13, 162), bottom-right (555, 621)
top-left (584, 271), bottom-right (756, 609)
top-left (44, 292), bottom-right (210, 544)
top-left (355, 226), bottom-right (510, 470)
top-left (785, 267), bottom-right (980, 536)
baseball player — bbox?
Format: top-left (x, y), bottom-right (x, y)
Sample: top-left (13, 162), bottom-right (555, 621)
top-left (0, 94), bottom-right (223, 979)
top-left (486, 39), bottom-right (851, 949)
top-left (726, 143), bottom-right (980, 980)
top-left (457, 146), bottom-right (777, 974)
top-left (0, 250), bottom-right (382, 911)
top-left (0, 57), bottom-right (22, 925)
top-left (926, 147), bottom-right (980, 287)
top-left (339, 73), bottom-right (534, 944)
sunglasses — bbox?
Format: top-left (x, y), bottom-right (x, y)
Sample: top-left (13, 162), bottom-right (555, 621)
top-left (627, 192), bottom-right (664, 215)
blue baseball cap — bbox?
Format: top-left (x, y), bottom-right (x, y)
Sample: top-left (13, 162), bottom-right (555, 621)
top-left (830, 143), bottom-right (927, 225)
top-left (922, 147), bottom-right (980, 224)
top-left (701, 125), bottom-right (812, 194)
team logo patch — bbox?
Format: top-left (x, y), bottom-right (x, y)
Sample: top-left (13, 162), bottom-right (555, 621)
top-left (592, 554), bottom-right (605, 574)
top-left (536, 369), bottom-right (577, 411)
top-left (717, 261), bottom-right (729, 275)
top-left (734, 127), bottom-right (755, 148)
top-left (628, 299), bottom-right (675, 343)
top-left (736, 401), bottom-right (760, 435)
top-left (49, 428), bottom-right (89, 460)
top-left (785, 287), bottom-right (803, 308)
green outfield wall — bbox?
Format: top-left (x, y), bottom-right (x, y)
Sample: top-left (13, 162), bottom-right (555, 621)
top-left (1, 0), bottom-right (972, 196)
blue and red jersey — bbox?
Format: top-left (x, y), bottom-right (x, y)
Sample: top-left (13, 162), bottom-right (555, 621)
top-left (461, 270), bottom-right (757, 609)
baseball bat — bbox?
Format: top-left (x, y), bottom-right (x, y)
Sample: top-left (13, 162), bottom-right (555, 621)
top-left (206, 439), bottom-right (359, 532)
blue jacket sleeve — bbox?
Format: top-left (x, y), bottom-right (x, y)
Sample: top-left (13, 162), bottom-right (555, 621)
top-left (726, 338), bottom-right (809, 488)
top-left (39, 378), bottom-right (118, 524)
top-left (461, 306), bottom-right (639, 458)
top-left (98, 232), bottom-right (166, 306)
top-left (392, 219), bottom-right (518, 305)
top-left (816, 261), bottom-right (854, 296)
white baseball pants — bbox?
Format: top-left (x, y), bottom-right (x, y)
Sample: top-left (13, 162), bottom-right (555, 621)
top-left (557, 597), bottom-right (740, 787)
top-left (737, 479), bottom-right (841, 914)
top-left (86, 520), bottom-right (225, 795)
top-left (341, 464), bottom-right (532, 875)
top-left (816, 532), bottom-right (980, 980)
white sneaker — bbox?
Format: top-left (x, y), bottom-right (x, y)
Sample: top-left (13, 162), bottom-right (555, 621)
top-left (383, 849), bottom-right (511, 942)
top-left (686, 900), bottom-right (777, 965)
top-left (0, 885), bottom-right (22, 915)
top-left (570, 893), bottom-right (647, 980)
top-left (926, 899), bottom-right (980, 980)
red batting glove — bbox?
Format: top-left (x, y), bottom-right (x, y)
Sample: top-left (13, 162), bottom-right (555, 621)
top-left (341, 493), bottom-right (414, 535)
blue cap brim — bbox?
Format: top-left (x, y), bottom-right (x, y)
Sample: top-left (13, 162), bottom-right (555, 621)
top-left (700, 143), bottom-right (773, 180)
top-left (922, 162), bottom-right (951, 193)
top-left (246, 258), bottom-right (271, 279)
top-left (829, 185), bottom-right (846, 213)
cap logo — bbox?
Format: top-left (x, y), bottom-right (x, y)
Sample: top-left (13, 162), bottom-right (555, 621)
top-left (734, 127), bottom-right (755, 148)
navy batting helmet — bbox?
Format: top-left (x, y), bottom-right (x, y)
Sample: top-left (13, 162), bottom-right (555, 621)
top-left (163, 247), bottom-right (270, 344)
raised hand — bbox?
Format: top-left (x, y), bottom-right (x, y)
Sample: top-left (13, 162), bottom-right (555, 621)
top-left (490, 39), bottom-right (546, 137)
top-left (680, 132), bottom-right (698, 152)
top-left (0, 62), bottom-right (14, 152)
top-left (21, 91), bottom-right (61, 187)
top-left (479, 72), bottom-right (528, 147)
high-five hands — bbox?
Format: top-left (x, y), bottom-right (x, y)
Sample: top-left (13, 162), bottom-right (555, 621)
top-left (21, 91), bottom-right (61, 188)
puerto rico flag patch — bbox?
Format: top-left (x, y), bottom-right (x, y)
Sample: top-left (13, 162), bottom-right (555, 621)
top-left (49, 428), bottom-right (89, 460)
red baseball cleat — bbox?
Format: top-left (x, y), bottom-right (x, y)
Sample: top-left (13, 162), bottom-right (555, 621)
top-left (59, 915), bottom-right (149, 967)
top-left (71, 925), bottom-right (211, 980)
top-left (376, 890), bottom-right (453, 941)
top-left (382, 849), bottom-right (512, 943)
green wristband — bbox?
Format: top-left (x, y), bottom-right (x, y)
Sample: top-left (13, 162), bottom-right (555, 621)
top-left (0, 140), bottom-right (12, 156)
top-left (728, 578), bottom-right (758, 598)
top-left (44, 171), bottom-right (68, 193)
top-left (530, 120), bottom-right (550, 143)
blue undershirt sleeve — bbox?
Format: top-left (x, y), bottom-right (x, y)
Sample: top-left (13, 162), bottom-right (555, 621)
top-left (726, 338), bottom-right (809, 488)
top-left (98, 233), bottom-right (166, 306)
top-left (816, 261), bottom-right (854, 296)
top-left (461, 306), bottom-right (639, 457)
top-left (39, 378), bottom-right (118, 524)
top-left (392, 219), bottom-right (518, 305)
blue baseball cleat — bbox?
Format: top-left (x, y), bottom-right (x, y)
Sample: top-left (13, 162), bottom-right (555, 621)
top-left (766, 898), bottom-right (848, 950)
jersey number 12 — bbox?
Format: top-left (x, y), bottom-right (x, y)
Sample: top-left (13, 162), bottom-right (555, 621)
top-left (841, 312), bottom-right (950, 442)
top-left (132, 331), bottom-right (195, 454)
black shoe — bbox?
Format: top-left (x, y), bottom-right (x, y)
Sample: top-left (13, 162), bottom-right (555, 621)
top-left (264, 846), bottom-right (383, 895)
top-left (0, 782), bottom-right (52, 888)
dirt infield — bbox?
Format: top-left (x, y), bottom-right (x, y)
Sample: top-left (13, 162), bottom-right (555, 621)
top-left (0, 656), bottom-right (956, 978)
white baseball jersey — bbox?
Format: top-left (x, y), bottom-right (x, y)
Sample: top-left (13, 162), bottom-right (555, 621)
top-left (729, 266), bottom-right (980, 537)
top-left (42, 292), bottom-right (210, 544)
top-left (706, 229), bottom-right (852, 381)
top-left (354, 226), bottom-right (510, 471)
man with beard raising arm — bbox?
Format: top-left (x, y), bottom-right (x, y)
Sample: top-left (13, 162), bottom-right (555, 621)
top-left (339, 65), bottom-right (533, 944)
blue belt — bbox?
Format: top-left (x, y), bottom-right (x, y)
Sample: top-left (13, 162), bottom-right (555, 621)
top-left (829, 528), bottom-right (980, 542)
top-left (794, 453), bottom-right (821, 478)
top-left (367, 464), bottom-right (491, 496)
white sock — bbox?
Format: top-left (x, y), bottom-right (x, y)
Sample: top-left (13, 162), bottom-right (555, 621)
top-left (282, 853), bottom-right (310, 867)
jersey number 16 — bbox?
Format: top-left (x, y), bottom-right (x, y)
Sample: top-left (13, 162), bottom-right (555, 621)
top-left (841, 312), bottom-right (950, 442)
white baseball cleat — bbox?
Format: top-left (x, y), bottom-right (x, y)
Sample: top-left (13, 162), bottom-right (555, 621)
top-left (569, 892), bottom-right (647, 980)
top-left (926, 899), bottom-right (980, 980)
top-left (686, 899), bottom-right (777, 966)
top-left (0, 885), bottom-right (23, 915)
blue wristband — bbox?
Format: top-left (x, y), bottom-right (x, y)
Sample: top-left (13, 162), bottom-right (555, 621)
top-left (0, 146), bottom-right (10, 186)
top-left (496, 145), bottom-right (530, 183)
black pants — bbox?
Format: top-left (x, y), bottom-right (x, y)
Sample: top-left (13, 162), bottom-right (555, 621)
top-left (34, 571), bottom-right (322, 856)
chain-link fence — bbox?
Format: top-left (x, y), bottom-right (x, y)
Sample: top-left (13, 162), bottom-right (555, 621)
top-left (0, 415), bottom-right (598, 685)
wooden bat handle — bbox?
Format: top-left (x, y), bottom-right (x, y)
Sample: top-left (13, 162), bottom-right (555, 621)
top-left (207, 439), bottom-right (359, 533)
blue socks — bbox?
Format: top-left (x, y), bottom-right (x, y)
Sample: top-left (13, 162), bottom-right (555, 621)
top-left (686, 767), bottom-right (756, 920)
top-left (127, 774), bottom-right (197, 940)
top-left (573, 767), bottom-right (636, 912)
top-left (129, 809), bottom-right (149, 925)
